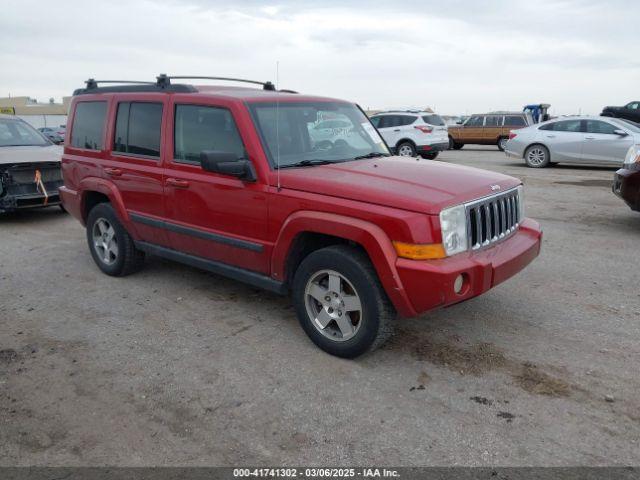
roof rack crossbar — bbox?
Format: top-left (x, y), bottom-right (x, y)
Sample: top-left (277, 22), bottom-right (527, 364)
top-left (84, 78), bottom-right (156, 89)
top-left (157, 74), bottom-right (276, 91)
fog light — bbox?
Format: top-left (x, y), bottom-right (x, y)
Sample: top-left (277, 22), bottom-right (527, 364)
top-left (454, 274), bottom-right (464, 294)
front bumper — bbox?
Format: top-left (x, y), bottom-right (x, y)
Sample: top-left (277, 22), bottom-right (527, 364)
top-left (0, 180), bottom-right (63, 212)
top-left (613, 167), bottom-right (640, 212)
top-left (395, 218), bottom-right (542, 316)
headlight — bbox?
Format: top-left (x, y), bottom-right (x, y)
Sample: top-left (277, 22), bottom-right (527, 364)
top-left (624, 145), bottom-right (640, 166)
top-left (439, 204), bottom-right (468, 256)
top-left (517, 185), bottom-right (525, 220)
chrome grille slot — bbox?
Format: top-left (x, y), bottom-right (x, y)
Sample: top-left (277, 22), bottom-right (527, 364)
top-left (466, 187), bottom-right (521, 250)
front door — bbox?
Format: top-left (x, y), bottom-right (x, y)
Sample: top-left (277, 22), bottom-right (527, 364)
top-left (582, 119), bottom-right (633, 164)
top-left (163, 101), bottom-right (270, 274)
top-left (461, 115), bottom-right (484, 143)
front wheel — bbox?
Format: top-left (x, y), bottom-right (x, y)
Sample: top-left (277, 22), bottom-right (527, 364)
top-left (292, 245), bottom-right (396, 358)
top-left (449, 137), bottom-right (464, 150)
top-left (86, 203), bottom-right (145, 276)
top-left (524, 145), bottom-right (551, 168)
top-left (396, 142), bottom-right (417, 157)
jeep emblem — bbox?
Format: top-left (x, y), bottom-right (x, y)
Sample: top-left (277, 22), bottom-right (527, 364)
top-left (490, 185), bottom-right (501, 191)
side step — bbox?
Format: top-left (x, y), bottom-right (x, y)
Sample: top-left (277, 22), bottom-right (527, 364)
top-left (135, 241), bottom-right (287, 295)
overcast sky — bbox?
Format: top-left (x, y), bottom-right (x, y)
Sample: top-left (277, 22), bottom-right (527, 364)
top-left (2, 0), bottom-right (638, 115)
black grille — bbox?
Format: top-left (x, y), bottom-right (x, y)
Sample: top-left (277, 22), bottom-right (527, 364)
top-left (467, 188), bottom-right (521, 250)
top-left (9, 164), bottom-right (62, 184)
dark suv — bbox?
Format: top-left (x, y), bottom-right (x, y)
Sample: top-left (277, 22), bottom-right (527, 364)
top-left (601, 101), bottom-right (640, 124)
top-left (60, 75), bottom-right (542, 358)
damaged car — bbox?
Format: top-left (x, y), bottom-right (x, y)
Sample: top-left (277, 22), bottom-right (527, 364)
top-left (0, 114), bottom-right (64, 213)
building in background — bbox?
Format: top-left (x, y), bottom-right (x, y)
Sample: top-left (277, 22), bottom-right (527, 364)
top-left (0, 96), bottom-right (70, 129)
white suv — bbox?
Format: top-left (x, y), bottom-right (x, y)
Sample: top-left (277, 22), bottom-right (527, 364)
top-left (369, 111), bottom-right (449, 159)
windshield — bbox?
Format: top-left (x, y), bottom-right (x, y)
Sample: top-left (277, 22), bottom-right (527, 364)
top-left (248, 101), bottom-right (389, 168)
top-left (612, 118), bottom-right (640, 133)
top-left (0, 118), bottom-right (50, 147)
top-left (422, 114), bottom-right (445, 126)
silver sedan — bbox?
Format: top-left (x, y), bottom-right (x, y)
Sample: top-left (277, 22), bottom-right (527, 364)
top-left (504, 116), bottom-right (640, 167)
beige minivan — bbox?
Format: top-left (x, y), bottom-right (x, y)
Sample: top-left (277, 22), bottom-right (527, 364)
top-left (448, 112), bottom-right (533, 151)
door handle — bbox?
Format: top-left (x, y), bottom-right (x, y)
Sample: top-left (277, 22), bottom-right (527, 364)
top-left (166, 178), bottom-right (190, 188)
top-left (585, 136), bottom-right (595, 140)
top-left (104, 167), bottom-right (122, 177)
top-left (545, 134), bottom-right (556, 138)
top-left (393, 129), bottom-right (401, 132)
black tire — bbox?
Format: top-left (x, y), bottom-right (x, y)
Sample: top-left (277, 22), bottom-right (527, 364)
top-left (497, 137), bottom-right (508, 151)
top-left (451, 140), bottom-right (464, 150)
top-left (86, 202), bottom-right (145, 276)
top-left (422, 151), bottom-right (439, 160)
top-left (396, 141), bottom-right (417, 157)
top-left (292, 245), bottom-right (396, 358)
top-left (59, 204), bottom-right (67, 213)
top-left (524, 144), bottom-right (551, 168)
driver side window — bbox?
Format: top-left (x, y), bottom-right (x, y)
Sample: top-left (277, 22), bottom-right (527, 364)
top-left (174, 105), bottom-right (246, 164)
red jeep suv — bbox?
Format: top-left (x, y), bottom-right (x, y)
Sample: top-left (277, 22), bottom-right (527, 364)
top-left (60, 75), bottom-right (542, 358)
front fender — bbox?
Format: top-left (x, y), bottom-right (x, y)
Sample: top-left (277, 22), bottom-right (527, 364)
top-left (271, 210), bottom-right (417, 318)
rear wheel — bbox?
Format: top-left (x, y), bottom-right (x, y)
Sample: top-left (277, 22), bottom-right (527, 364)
top-left (524, 144), bottom-right (551, 168)
top-left (396, 141), bottom-right (416, 157)
top-left (292, 245), bottom-right (395, 358)
top-left (497, 137), bottom-right (508, 151)
top-left (86, 203), bottom-right (145, 276)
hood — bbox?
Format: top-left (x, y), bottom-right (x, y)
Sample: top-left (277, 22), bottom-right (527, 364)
top-left (277, 156), bottom-right (520, 215)
top-left (0, 145), bottom-right (63, 166)
top-left (602, 106), bottom-right (621, 112)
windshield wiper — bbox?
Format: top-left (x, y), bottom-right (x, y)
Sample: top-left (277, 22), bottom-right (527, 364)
top-left (353, 152), bottom-right (390, 160)
top-left (278, 159), bottom-right (343, 169)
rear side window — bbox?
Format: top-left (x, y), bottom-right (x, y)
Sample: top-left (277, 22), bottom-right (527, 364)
top-left (484, 115), bottom-right (502, 127)
top-left (540, 120), bottom-right (582, 132)
top-left (174, 105), bottom-right (245, 164)
top-left (504, 116), bottom-right (526, 127)
top-left (113, 102), bottom-right (163, 157)
top-left (71, 101), bottom-right (107, 150)
top-left (422, 114), bottom-right (445, 126)
top-left (370, 116), bottom-right (382, 128)
top-left (398, 116), bottom-right (417, 126)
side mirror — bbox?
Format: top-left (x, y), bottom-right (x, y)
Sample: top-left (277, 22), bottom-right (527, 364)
top-left (613, 129), bottom-right (628, 136)
top-left (456, 120), bottom-right (463, 125)
top-left (200, 151), bottom-right (256, 181)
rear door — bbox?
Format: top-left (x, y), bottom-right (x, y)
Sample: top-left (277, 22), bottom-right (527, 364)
top-left (538, 119), bottom-right (584, 162)
top-left (482, 115), bottom-right (503, 143)
top-left (104, 97), bottom-right (171, 246)
top-left (163, 99), bottom-right (270, 274)
top-left (582, 119), bottom-right (633, 164)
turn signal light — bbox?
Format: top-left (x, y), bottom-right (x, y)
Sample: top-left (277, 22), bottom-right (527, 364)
top-left (509, 132), bottom-right (518, 139)
top-left (393, 241), bottom-right (447, 260)
top-left (414, 126), bottom-right (433, 134)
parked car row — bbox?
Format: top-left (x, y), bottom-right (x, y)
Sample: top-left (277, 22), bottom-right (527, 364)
top-left (38, 125), bottom-right (66, 144)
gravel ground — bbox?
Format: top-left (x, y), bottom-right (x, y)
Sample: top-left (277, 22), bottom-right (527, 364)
top-left (1, 146), bottom-right (639, 466)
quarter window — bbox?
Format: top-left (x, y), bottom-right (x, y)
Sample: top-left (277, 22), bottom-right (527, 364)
top-left (174, 105), bottom-right (246, 164)
top-left (71, 101), bottom-right (107, 150)
top-left (113, 102), bottom-right (163, 157)
top-left (503, 116), bottom-right (526, 127)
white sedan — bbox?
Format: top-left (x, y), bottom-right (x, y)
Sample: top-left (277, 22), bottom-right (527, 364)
top-left (504, 116), bottom-right (640, 167)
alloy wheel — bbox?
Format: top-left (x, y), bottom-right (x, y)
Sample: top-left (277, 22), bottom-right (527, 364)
top-left (92, 218), bottom-right (118, 265)
top-left (304, 269), bottom-right (363, 342)
top-left (527, 147), bottom-right (547, 166)
top-left (398, 145), bottom-right (414, 156)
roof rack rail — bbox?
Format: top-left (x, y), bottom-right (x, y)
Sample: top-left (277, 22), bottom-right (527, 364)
top-left (74, 77), bottom-right (197, 96)
top-left (156, 74), bottom-right (276, 91)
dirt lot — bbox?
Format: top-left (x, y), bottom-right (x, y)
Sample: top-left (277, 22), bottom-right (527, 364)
top-left (1, 147), bottom-right (639, 466)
